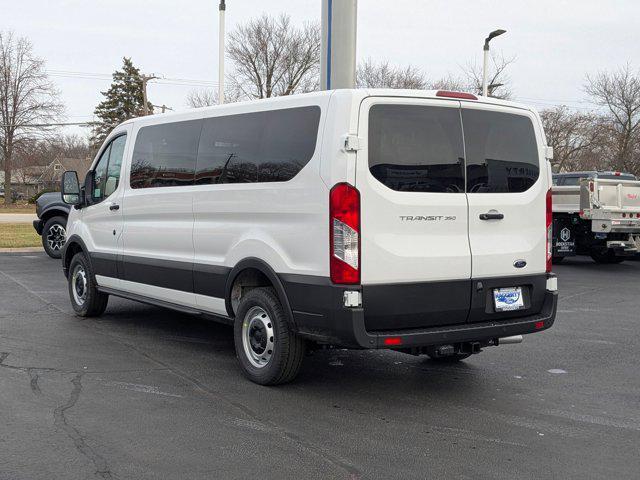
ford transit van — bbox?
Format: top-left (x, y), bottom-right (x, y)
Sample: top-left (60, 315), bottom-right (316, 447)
top-left (61, 89), bottom-right (558, 385)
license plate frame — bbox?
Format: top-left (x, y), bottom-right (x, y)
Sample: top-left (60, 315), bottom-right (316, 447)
top-left (493, 287), bottom-right (525, 312)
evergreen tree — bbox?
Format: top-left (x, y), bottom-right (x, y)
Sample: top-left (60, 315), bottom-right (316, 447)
top-left (91, 57), bottom-right (152, 147)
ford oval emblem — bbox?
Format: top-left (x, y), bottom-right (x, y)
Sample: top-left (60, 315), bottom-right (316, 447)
top-left (513, 260), bottom-right (527, 269)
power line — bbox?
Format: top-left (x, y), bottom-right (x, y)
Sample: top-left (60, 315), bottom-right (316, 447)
top-left (46, 69), bottom-right (219, 88)
top-left (0, 122), bottom-right (93, 127)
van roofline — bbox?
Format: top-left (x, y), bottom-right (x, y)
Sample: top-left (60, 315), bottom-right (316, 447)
top-left (119, 88), bottom-right (537, 129)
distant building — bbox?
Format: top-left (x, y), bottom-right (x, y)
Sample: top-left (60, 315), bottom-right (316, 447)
top-left (0, 157), bottom-right (92, 198)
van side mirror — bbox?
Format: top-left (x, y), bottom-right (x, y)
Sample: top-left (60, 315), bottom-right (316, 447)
top-left (61, 171), bottom-right (81, 206)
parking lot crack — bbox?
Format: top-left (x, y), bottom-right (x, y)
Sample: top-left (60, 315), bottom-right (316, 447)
top-left (27, 368), bottom-right (42, 396)
top-left (0, 352), bottom-right (9, 364)
top-left (53, 373), bottom-right (115, 480)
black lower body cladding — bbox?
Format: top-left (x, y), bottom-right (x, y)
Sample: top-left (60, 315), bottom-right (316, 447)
top-left (62, 241), bottom-right (557, 350)
top-left (283, 273), bottom-right (557, 348)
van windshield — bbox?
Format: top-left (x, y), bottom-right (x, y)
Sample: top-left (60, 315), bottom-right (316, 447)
top-left (368, 104), bottom-right (540, 193)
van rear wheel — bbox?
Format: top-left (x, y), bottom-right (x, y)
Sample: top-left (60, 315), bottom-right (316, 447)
top-left (234, 287), bottom-right (305, 385)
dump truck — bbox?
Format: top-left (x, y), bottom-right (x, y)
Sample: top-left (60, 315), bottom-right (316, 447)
top-left (552, 171), bottom-right (640, 263)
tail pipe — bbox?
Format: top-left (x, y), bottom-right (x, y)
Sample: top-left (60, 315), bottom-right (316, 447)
top-left (498, 335), bottom-right (523, 345)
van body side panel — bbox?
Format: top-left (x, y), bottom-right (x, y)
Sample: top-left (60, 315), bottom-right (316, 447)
top-left (192, 98), bottom-right (331, 312)
top-left (319, 90), bottom-right (358, 188)
top-left (118, 119), bottom-right (200, 308)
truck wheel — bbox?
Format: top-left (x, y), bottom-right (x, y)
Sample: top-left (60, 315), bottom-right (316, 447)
top-left (42, 216), bottom-right (67, 259)
top-left (68, 252), bottom-right (109, 317)
top-left (590, 250), bottom-right (625, 264)
top-left (234, 287), bottom-right (305, 385)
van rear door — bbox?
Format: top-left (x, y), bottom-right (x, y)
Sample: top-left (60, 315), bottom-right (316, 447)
top-left (355, 97), bottom-right (471, 331)
top-left (461, 103), bottom-right (548, 323)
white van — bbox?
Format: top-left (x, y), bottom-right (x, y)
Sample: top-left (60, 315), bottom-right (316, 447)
top-left (61, 89), bottom-right (558, 385)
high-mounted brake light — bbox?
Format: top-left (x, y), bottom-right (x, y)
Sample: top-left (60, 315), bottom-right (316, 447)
top-left (330, 183), bottom-right (360, 284)
top-left (436, 90), bottom-right (478, 100)
top-left (546, 189), bottom-right (553, 273)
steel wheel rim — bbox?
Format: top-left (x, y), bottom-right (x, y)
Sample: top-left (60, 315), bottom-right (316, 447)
top-left (242, 306), bottom-right (275, 368)
top-left (71, 264), bottom-right (88, 306)
top-left (46, 224), bottom-right (66, 251)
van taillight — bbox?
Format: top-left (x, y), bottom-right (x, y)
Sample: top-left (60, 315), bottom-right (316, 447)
top-left (546, 189), bottom-right (553, 273)
top-left (330, 183), bottom-right (360, 284)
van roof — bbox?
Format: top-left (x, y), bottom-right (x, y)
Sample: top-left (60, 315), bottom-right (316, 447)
top-left (120, 88), bottom-right (535, 129)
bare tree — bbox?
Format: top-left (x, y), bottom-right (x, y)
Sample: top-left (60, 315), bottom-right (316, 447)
top-left (356, 58), bottom-right (427, 89)
top-left (463, 52), bottom-right (516, 99)
top-left (540, 106), bottom-right (607, 172)
top-left (585, 64), bottom-right (640, 174)
top-left (426, 74), bottom-right (468, 92)
top-left (0, 32), bottom-right (63, 204)
top-left (186, 87), bottom-right (241, 108)
top-left (226, 14), bottom-right (320, 100)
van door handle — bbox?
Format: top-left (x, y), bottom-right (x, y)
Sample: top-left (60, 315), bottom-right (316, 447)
top-left (479, 211), bottom-right (504, 220)
top-left (109, 204), bottom-right (120, 211)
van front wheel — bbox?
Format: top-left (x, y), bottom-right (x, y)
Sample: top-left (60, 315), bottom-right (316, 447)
top-left (234, 287), bottom-right (305, 385)
top-left (68, 252), bottom-right (108, 317)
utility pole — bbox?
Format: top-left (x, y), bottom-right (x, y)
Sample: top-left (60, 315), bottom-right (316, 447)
top-left (152, 104), bottom-right (174, 113)
top-left (218, 0), bottom-right (226, 104)
top-left (141, 74), bottom-right (158, 115)
top-left (482, 29), bottom-right (506, 97)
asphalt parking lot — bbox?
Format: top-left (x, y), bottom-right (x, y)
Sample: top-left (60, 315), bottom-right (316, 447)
top-left (1, 254), bottom-right (639, 480)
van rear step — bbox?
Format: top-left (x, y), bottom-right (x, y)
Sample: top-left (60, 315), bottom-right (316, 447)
top-left (398, 335), bottom-right (523, 357)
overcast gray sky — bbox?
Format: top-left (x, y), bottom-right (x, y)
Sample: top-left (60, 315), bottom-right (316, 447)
top-left (5, 0), bottom-right (639, 137)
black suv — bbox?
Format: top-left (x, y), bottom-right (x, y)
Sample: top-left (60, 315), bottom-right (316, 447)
top-left (33, 192), bottom-right (71, 258)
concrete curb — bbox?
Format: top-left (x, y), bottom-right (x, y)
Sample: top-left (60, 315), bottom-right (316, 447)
top-left (0, 247), bottom-right (45, 253)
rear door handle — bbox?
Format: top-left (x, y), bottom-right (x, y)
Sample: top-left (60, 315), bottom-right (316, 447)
top-left (109, 204), bottom-right (120, 211)
top-left (479, 211), bottom-right (504, 220)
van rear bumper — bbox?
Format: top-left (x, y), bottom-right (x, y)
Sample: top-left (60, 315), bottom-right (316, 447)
top-left (282, 274), bottom-right (558, 349)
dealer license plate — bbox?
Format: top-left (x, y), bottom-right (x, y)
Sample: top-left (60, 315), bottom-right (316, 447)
top-left (493, 287), bottom-right (525, 312)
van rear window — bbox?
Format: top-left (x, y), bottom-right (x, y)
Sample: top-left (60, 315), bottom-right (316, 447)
top-left (462, 109), bottom-right (539, 193)
top-left (368, 104), bottom-right (465, 193)
top-left (367, 104), bottom-right (540, 194)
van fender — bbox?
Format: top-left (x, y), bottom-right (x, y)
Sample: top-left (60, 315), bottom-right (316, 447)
top-left (225, 257), bottom-right (297, 329)
top-left (62, 234), bottom-right (91, 278)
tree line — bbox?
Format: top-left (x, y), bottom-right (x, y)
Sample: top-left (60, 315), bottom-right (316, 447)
top-left (1, 16), bottom-right (639, 204)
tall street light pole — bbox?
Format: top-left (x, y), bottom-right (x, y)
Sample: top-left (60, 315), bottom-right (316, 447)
top-left (482, 29), bottom-right (506, 97)
top-left (218, 0), bottom-right (226, 104)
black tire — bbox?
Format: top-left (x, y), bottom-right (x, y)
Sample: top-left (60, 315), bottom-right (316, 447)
top-left (42, 216), bottom-right (67, 259)
top-left (68, 252), bottom-right (108, 317)
top-left (552, 256), bottom-right (564, 264)
top-left (590, 250), bottom-right (625, 264)
top-left (234, 287), bottom-right (305, 385)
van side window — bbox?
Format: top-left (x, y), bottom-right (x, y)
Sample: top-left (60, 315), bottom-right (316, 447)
top-left (130, 120), bottom-right (202, 189)
top-left (463, 110), bottom-right (539, 193)
top-left (92, 144), bottom-right (111, 202)
top-left (195, 106), bottom-right (321, 185)
top-left (104, 135), bottom-right (126, 197)
top-left (368, 104), bottom-right (465, 193)
top-left (91, 134), bottom-right (127, 203)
